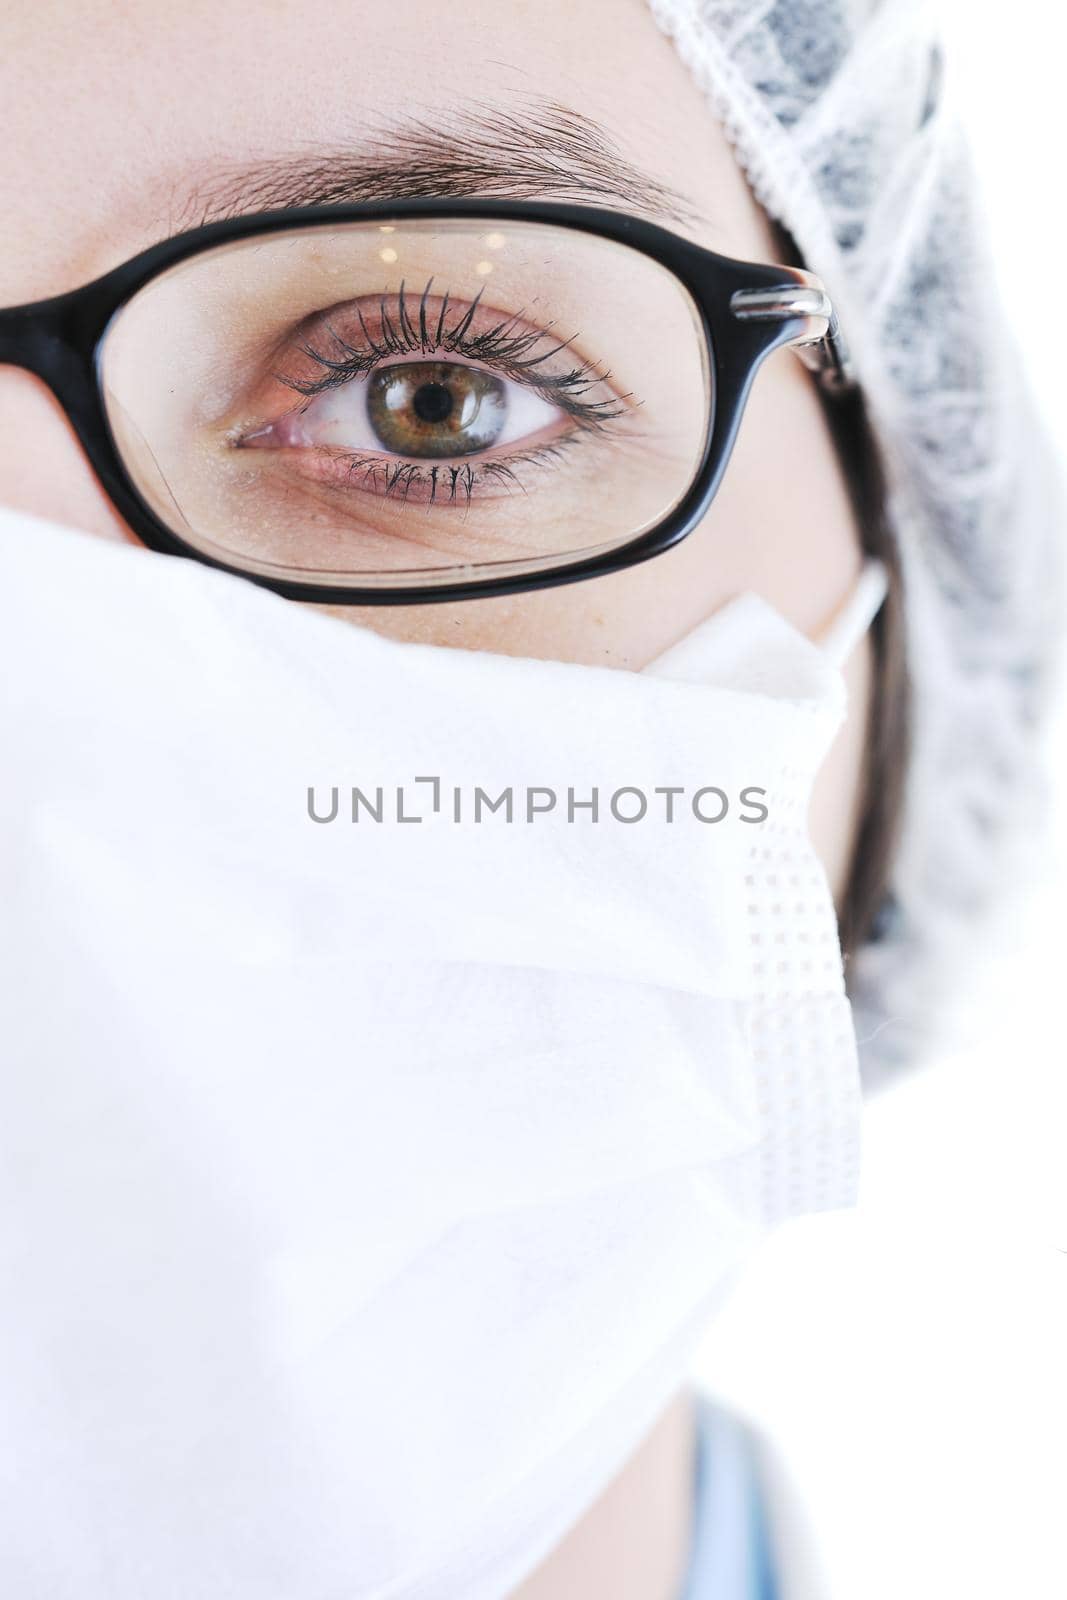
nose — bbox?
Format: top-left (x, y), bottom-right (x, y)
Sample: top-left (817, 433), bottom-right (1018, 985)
top-left (0, 365), bottom-right (136, 544)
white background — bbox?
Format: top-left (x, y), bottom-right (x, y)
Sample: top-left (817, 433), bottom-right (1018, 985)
top-left (693, 4), bottom-right (1067, 1594)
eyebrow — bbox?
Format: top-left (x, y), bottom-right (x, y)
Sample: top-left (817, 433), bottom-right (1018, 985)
top-left (164, 99), bottom-right (704, 235)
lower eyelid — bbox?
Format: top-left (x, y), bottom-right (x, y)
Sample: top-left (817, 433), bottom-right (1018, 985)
top-left (237, 427), bottom-right (596, 507)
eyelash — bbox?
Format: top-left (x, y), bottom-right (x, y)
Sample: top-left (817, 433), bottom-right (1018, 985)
top-left (274, 276), bottom-right (631, 428)
top-left (323, 435), bottom-right (586, 507)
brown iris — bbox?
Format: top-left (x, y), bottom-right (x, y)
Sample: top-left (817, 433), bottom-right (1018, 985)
top-left (366, 360), bottom-right (508, 458)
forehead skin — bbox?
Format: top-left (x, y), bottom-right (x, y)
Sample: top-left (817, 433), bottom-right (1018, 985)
top-left (0, 0), bottom-right (863, 673)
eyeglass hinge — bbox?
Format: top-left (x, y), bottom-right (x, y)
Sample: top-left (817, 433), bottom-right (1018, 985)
top-left (730, 284), bottom-right (855, 390)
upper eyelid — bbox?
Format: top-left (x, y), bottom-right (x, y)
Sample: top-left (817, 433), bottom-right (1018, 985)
top-left (270, 283), bottom-right (633, 425)
top-left (278, 279), bottom-right (576, 379)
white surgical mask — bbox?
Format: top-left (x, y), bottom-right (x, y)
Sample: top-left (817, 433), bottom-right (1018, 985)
top-left (0, 503), bottom-right (886, 1600)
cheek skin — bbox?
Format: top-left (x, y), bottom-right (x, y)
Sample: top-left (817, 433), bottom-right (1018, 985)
top-left (0, 370), bottom-right (134, 545)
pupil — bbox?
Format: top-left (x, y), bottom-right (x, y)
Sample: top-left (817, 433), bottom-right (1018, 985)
top-left (365, 361), bottom-right (507, 457)
top-left (412, 382), bottom-right (454, 425)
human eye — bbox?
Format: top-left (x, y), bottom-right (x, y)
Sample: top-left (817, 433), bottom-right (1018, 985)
top-left (99, 219), bottom-right (709, 587)
top-left (235, 278), bottom-right (634, 509)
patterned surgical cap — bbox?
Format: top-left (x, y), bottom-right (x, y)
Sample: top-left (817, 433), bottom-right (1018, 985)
top-left (648, 0), bottom-right (1066, 1078)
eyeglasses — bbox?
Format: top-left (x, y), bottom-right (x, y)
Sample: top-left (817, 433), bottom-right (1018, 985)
top-left (0, 199), bottom-right (853, 605)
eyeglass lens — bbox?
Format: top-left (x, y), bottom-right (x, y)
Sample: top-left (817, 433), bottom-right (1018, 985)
top-left (99, 219), bottom-right (712, 589)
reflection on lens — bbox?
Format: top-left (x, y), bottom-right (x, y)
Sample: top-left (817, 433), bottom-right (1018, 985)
top-left (99, 218), bottom-right (712, 587)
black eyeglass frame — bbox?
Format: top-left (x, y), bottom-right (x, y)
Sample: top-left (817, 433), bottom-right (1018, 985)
top-left (0, 197), bottom-right (854, 605)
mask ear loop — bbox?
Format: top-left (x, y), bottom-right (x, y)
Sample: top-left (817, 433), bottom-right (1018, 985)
top-left (813, 558), bottom-right (889, 669)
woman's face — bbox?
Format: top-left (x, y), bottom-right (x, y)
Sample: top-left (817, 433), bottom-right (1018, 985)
top-left (0, 0), bottom-right (872, 895)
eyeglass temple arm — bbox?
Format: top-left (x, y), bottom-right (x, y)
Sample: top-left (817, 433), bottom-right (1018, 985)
top-left (730, 270), bottom-right (855, 391)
